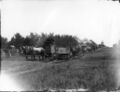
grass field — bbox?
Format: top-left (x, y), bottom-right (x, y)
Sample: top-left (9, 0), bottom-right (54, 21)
top-left (1, 47), bottom-right (117, 91)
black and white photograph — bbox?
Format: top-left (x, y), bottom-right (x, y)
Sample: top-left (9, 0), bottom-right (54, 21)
top-left (0, 0), bottom-right (120, 91)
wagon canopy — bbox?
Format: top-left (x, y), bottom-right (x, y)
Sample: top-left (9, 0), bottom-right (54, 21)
top-left (56, 47), bottom-right (71, 54)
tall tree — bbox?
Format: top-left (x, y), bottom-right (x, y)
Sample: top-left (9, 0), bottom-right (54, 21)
top-left (43, 36), bottom-right (54, 48)
top-left (0, 35), bottom-right (8, 49)
top-left (37, 33), bottom-right (48, 47)
top-left (42, 36), bottom-right (55, 56)
top-left (23, 36), bottom-right (32, 46)
top-left (28, 32), bottom-right (41, 47)
top-left (53, 35), bottom-right (79, 48)
top-left (9, 33), bottom-right (24, 49)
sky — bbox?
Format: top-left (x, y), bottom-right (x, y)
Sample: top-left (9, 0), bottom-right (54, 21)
top-left (1, 0), bottom-right (120, 47)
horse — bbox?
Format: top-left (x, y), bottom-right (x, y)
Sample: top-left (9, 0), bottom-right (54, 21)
top-left (32, 47), bottom-right (45, 60)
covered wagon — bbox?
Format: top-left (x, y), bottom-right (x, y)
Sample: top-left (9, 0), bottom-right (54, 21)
top-left (55, 47), bottom-right (72, 60)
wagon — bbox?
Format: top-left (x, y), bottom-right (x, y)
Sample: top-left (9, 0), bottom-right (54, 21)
top-left (55, 47), bottom-right (72, 60)
top-left (23, 45), bottom-right (72, 61)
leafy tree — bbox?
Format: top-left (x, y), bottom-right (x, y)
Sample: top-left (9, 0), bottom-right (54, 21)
top-left (42, 36), bottom-right (55, 56)
top-left (53, 35), bottom-right (79, 48)
top-left (42, 34), bottom-right (79, 48)
top-left (9, 33), bottom-right (24, 49)
top-left (29, 33), bottom-right (39, 46)
top-left (43, 37), bottom-right (54, 47)
top-left (0, 35), bottom-right (8, 49)
top-left (25, 32), bottom-right (45, 47)
top-left (23, 36), bottom-right (32, 46)
top-left (37, 33), bottom-right (48, 47)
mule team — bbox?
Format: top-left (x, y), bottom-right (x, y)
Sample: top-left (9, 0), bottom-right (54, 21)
top-left (2, 40), bottom-right (99, 60)
top-left (20, 46), bottom-right (72, 60)
top-left (19, 43), bottom-right (98, 61)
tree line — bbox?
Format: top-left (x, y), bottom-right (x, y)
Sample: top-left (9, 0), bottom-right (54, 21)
top-left (1, 32), bottom-right (106, 51)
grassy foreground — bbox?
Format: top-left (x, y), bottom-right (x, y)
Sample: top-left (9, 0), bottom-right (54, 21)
top-left (35, 47), bottom-right (116, 91)
top-left (1, 47), bottom-right (117, 91)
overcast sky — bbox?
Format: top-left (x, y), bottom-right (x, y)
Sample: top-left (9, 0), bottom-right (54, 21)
top-left (1, 0), bottom-right (120, 47)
